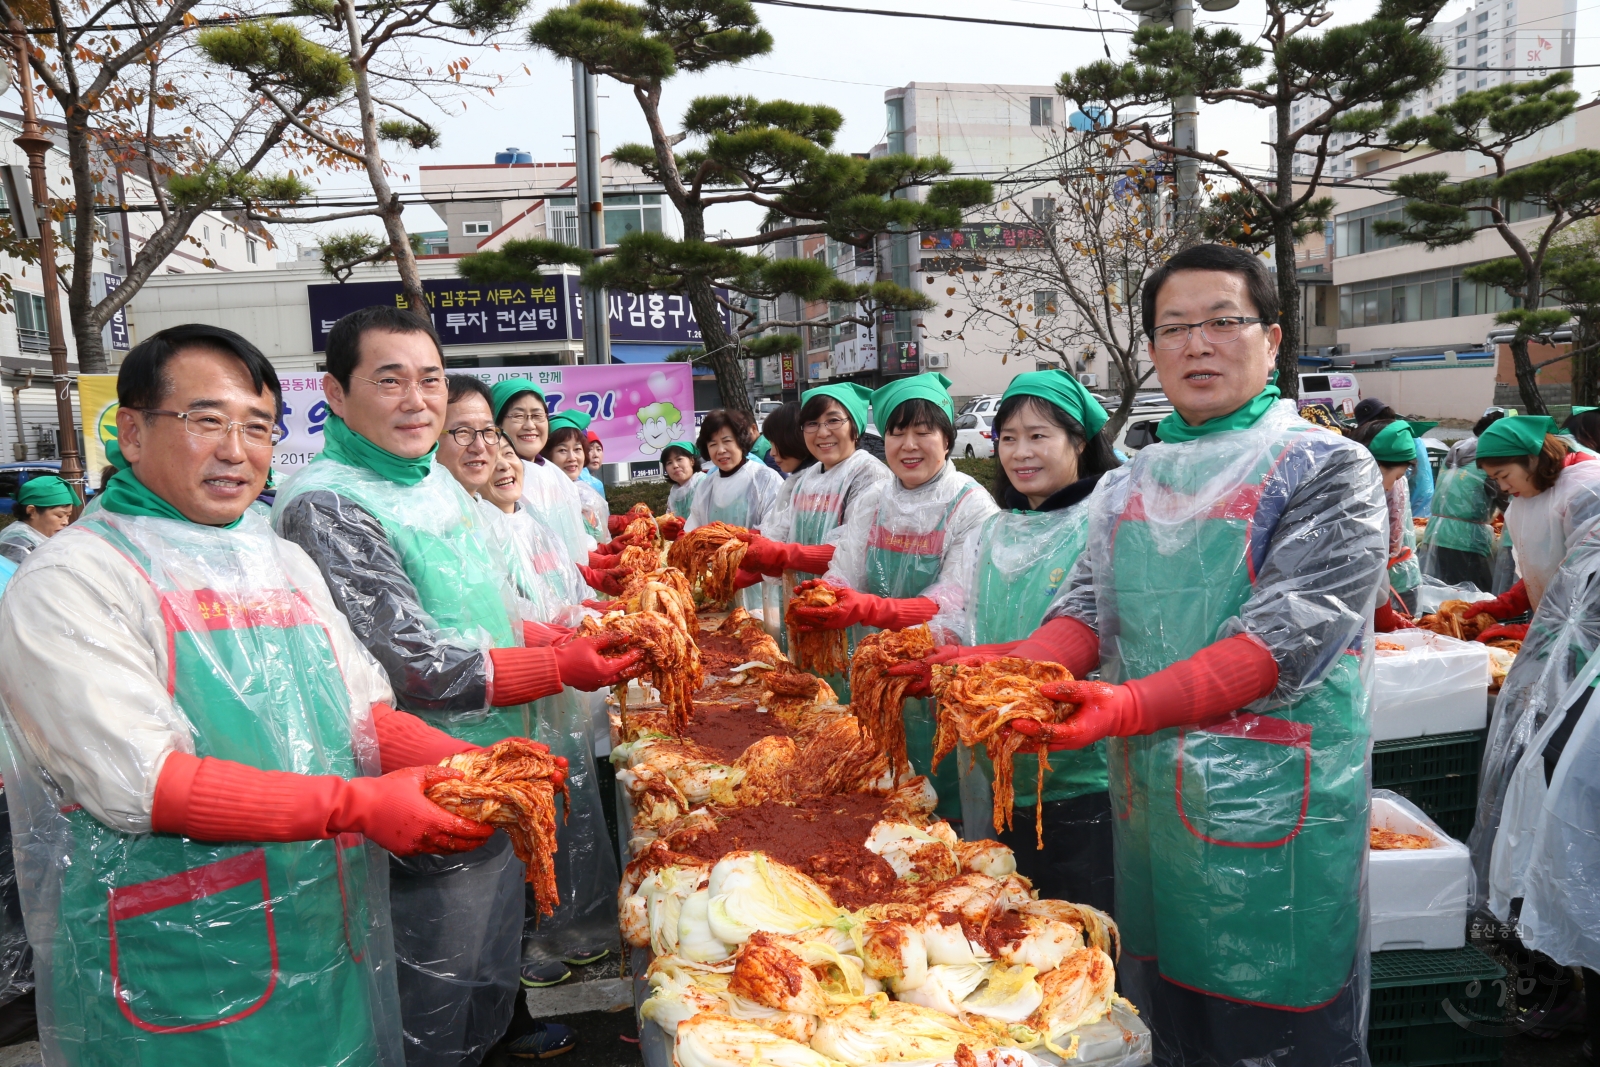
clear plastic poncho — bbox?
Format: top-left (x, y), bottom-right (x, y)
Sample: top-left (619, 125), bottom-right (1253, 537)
top-left (1503, 457), bottom-right (1600, 610)
top-left (760, 448), bottom-right (892, 546)
top-left (1420, 436), bottom-right (1497, 561)
top-left (572, 475), bottom-right (612, 547)
top-left (477, 499), bottom-right (587, 629)
top-left (0, 507), bottom-right (405, 1066)
top-left (0, 522), bottom-right (45, 565)
top-left (521, 456), bottom-right (595, 564)
top-left (687, 459), bottom-right (785, 613)
top-left (1470, 522), bottom-right (1600, 915)
top-left (666, 470), bottom-right (705, 520)
top-left (1041, 400), bottom-right (1385, 1057)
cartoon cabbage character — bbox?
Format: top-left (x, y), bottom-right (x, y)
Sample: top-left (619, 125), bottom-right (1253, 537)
top-left (636, 401), bottom-right (683, 455)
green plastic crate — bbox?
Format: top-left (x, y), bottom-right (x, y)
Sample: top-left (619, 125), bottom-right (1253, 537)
top-left (1372, 731), bottom-right (1486, 839)
top-left (1368, 948), bottom-right (1506, 1067)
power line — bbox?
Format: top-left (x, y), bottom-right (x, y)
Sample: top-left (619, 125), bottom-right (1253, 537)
top-left (747, 0), bottom-right (1131, 34)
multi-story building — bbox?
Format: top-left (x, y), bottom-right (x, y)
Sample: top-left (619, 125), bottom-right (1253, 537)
top-left (1281, 0), bottom-right (1577, 179)
top-left (418, 149), bottom-right (675, 256)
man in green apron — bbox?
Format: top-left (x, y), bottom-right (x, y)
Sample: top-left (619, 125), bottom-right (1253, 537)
top-left (1005, 246), bottom-right (1387, 1067)
top-left (0, 324), bottom-right (518, 1067)
top-left (273, 307), bottom-right (642, 1065)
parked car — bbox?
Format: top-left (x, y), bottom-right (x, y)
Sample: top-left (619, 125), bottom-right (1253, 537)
top-left (959, 395), bottom-right (1001, 419)
top-left (0, 462), bottom-right (68, 514)
top-left (1297, 372), bottom-right (1360, 418)
top-left (754, 399), bottom-right (785, 418)
top-left (954, 412), bottom-right (995, 458)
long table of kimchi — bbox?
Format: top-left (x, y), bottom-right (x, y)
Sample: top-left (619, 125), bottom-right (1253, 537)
top-left (603, 599), bottom-right (1151, 1067)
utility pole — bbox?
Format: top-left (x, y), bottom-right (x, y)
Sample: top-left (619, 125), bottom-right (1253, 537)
top-left (571, 57), bottom-right (610, 365)
top-left (8, 18), bottom-right (83, 492)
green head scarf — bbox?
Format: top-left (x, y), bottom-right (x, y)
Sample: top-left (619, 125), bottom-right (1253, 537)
top-left (547, 409), bottom-right (592, 435)
top-left (1561, 406), bottom-right (1597, 436)
top-left (1477, 415), bottom-right (1557, 459)
top-left (662, 440), bottom-right (698, 461)
top-left (1573, 406), bottom-right (1597, 417)
top-left (802, 382), bottom-right (873, 437)
top-left (1366, 421), bottom-right (1418, 465)
top-left (17, 475), bottom-right (79, 508)
top-left (1001, 369), bottom-right (1109, 439)
top-left (490, 377), bottom-right (545, 422)
top-left (871, 372), bottom-right (954, 432)
top-left (1407, 420), bottom-right (1439, 437)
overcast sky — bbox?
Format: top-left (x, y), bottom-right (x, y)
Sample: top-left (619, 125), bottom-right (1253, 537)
top-left (266, 0), bottom-right (1600, 258)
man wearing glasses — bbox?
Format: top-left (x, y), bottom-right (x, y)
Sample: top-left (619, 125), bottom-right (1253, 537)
top-left (0, 324), bottom-right (510, 1064)
top-left (273, 306), bottom-right (641, 1066)
top-left (991, 245), bottom-right (1388, 1066)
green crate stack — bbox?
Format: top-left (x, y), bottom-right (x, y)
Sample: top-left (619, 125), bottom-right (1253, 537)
top-left (1369, 947), bottom-right (1507, 1066)
top-left (1371, 730), bottom-right (1486, 841)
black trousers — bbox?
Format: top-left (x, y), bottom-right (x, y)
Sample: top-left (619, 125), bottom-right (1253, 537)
top-left (1121, 955), bottom-right (1366, 1067)
top-left (1429, 545), bottom-right (1494, 591)
top-left (993, 789), bottom-right (1116, 916)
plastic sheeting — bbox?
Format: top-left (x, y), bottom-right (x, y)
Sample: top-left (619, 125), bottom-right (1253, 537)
top-left (1419, 436), bottom-right (1497, 575)
top-left (1473, 525), bottom-right (1600, 971)
top-left (1039, 400), bottom-right (1383, 1054)
top-left (760, 448), bottom-right (892, 547)
top-left (521, 457), bottom-right (596, 564)
top-left (478, 500), bottom-right (587, 630)
top-left (1503, 458), bottom-right (1600, 610)
top-left (0, 507), bottom-right (405, 1066)
top-left (1386, 476), bottom-right (1421, 610)
top-left (0, 789), bottom-right (30, 1010)
top-left (573, 476), bottom-right (612, 547)
top-left (0, 523), bottom-right (44, 565)
top-left (666, 470), bottom-right (705, 521)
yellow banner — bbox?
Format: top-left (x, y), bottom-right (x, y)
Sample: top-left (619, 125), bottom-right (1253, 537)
top-left (78, 374), bottom-right (119, 480)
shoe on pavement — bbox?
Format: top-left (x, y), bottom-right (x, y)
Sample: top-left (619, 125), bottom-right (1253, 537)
top-left (520, 960), bottom-right (572, 988)
top-left (505, 1021), bottom-right (576, 1059)
top-left (562, 946), bottom-right (611, 966)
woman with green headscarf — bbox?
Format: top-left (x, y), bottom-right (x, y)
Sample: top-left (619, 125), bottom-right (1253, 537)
top-left (788, 372), bottom-right (999, 819)
top-left (0, 475), bottom-right (79, 564)
top-left (903, 369), bottom-right (1122, 908)
top-left (1459, 415), bottom-right (1600, 637)
top-left (660, 440), bottom-right (705, 520)
top-left (491, 377), bottom-right (594, 564)
top-left (1352, 418), bottom-right (1426, 623)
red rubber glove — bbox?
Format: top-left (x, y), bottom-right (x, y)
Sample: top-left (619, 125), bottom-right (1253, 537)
top-left (523, 620), bottom-right (575, 648)
top-left (578, 564), bottom-right (625, 596)
top-left (583, 598), bottom-right (623, 613)
top-left (1021, 633), bottom-right (1280, 750)
top-left (587, 547), bottom-right (624, 568)
top-left (550, 632), bottom-right (646, 691)
top-left (788, 582), bottom-right (937, 631)
top-left (1010, 617), bottom-right (1101, 680)
top-left (659, 515), bottom-right (685, 542)
top-left (1464, 581), bottom-right (1529, 621)
top-left (736, 534), bottom-right (836, 577)
top-left (373, 702), bottom-right (477, 774)
top-left (1374, 603), bottom-right (1416, 633)
top-left (608, 513), bottom-right (628, 536)
top-left (152, 752), bottom-right (495, 856)
top-left (487, 646), bottom-right (563, 705)
top-left (886, 641), bottom-right (1030, 697)
top-left (1477, 623), bottom-right (1528, 643)
top-left (733, 567), bottom-right (765, 590)
top-left (885, 659), bottom-right (935, 697)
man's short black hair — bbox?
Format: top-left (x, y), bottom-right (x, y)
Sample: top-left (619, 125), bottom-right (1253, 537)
top-left (119, 323), bottom-right (283, 418)
top-left (1141, 244), bottom-right (1280, 341)
top-left (325, 306), bottom-right (442, 389)
top-left (446, 373), bottom-right (492, 407)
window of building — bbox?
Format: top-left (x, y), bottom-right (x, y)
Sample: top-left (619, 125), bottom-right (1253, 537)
top-left (886, 97), bottom-right (906, 155)
top-left (1477, 11), bottom-right (1489, 22)
top-left (1029, 96), bottom-right (1054, 126)
top-left (220, 230), bottom-right (227, 247)
top-left (1458, 71), bottom-right (1467, 80)
top-left (602, 193), bottom-right (663, 244)
top-left (203, 224), bottom-right (210, 240)
top-left (1338, 262), bottom-right (1526, 330)
top-left (246, 238), bottom-right (258, 264)
top-left (1032, 290), bottom-right (1058, 315)
top-left (1457, 38), bottom-right (1466, 48)
top-left (15, 291), bottom-right (47, 352)
top-left (463, 221), bottom-right (492, 236)
top-left (547, 198), bottom-right (578, 245)
top-left (1031, 197), bottom-right (1056, 222)
top-left (1456, 21), bottom-right (1467, 32)
top-left (1477, 45), bottom-right (1488, 55)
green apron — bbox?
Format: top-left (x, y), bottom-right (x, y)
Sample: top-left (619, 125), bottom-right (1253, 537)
top-left (865, 486), bottom-right (974, 821)
top-left (277, 460), bottom-right (530, 747)
top-left (967, 506), bottom-right (1108, 808)
top-left (1103, 424), bottom-right (1368, 1009)
top-left (52, 516), bottom-right (392, 1067)
top-left (1422, 464), bottom-right (1495, 557)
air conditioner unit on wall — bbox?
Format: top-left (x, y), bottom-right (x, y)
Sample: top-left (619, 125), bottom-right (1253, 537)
top-left (924, 352), bottom-right (950, 370)
top-left (1078, 372), bottom-right (1098, 387)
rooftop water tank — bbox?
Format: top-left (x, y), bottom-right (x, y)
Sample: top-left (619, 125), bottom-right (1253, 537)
top-left (494, 147), bottom-right (532, 164)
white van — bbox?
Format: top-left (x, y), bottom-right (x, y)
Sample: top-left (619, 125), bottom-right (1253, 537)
top-left (1297, 372), bottom-right (1360, 418)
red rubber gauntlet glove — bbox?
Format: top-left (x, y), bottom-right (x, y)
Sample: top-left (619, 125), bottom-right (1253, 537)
top-left (549, 633), bottom-right (645, 691)
top-left (1477, 623), bottom-right (1528, 643)
top-left (372, 703), bottom-right (477, 774)
top-left (1010, 617), bottom-right (1102, 680)
top-left (152, 752), bottom-right (495, 857)
top-left (1374, 603), bottom-right (1416, 633)
top-left (1020, 633), bottom-right (1280, 750)
top-left (578, 565), bottom-right (626, 596)
top-left (587, 547), bottom-right (624, 568)
top-left (1465, 581), bottom-right (1529, 621)
top-left (487, 646), bottom-right (562, 706)
top-left (736, 534), bottom-right (835, 577)
top-left (522, 620), bottom-right (575, 648)
top-left (659, 515), bottom-right (685, 542)
top-left (787, 583), bottom-right (937, 632)
top-left (607, 514), bottom-right (628, 536)
top-left (885, 642), bottom-right (1028, 698)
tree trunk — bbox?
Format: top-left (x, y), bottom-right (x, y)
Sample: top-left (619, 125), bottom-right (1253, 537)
top-left (686, 275), bottom-right (751, 414)
top-left (341, 0), bottom-right (425, 316)
top-left (62, 105), bottom-right (109, 374)
top-left (1574, 318), bottom-right (1600, 407)
top-left (1511, 335), bottom-right (1549, 414)
top-left (1271, 90), bottom-right (1299, 400)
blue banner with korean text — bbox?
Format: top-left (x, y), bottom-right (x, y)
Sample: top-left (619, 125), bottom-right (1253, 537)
top-left (307, 278), bottom-right (568, 351)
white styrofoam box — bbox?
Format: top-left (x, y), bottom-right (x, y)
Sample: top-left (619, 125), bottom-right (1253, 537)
top-left (1369, 792), bottom-right (1471, 952)
top-left (1370, 629), bottom-right (1491, 742)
